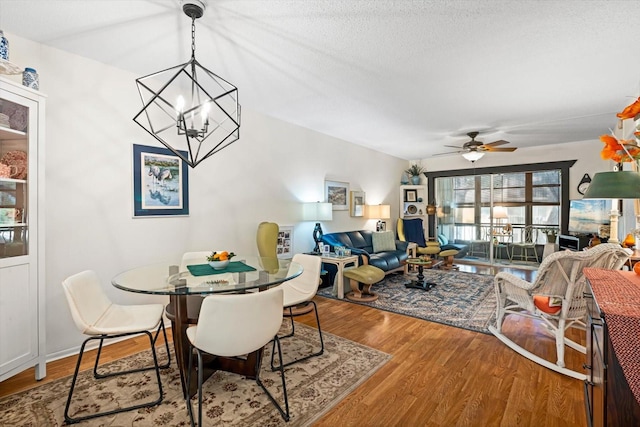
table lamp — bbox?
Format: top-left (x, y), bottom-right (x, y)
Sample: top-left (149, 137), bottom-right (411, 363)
top-left (366, 204), bottom-right (391, 231)
top-left (303, 202), bottom-right (333, 252)
top-left (582, 170), bottom-right (640, 244)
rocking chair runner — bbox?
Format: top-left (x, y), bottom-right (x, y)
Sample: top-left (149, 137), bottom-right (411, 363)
top-left (488, 243), bottom-right (631, 380)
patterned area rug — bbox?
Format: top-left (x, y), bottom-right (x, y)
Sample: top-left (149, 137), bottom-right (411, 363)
top-left (0, 324), bottom-right (390, 426)
top-left (318, 269), bottom-right (496, 334)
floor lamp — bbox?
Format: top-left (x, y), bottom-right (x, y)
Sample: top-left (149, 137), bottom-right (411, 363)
top-left (582, 170), bottom-right (640, 244)
top-left (303, 202), bottom-right (333, 253)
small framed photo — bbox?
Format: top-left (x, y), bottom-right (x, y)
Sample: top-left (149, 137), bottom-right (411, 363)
top-left (350, 190), bottom-right (365, 217)
top-left (325, 180), bottom-right (349, 211)
top-left (133, 144), bottom-right (189, 217)
top-left (277, 225), bottom-right (293, 259)
top-left (404, 189), bottom-right (417, 202)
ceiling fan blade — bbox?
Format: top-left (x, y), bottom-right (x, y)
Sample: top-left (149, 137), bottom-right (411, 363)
top-left (443, 144), bottom-right (463, 149)
top-left (433, 150), bottom-right (465, 156)
top-left (482, 139), bottom-right (510, 147)
top-left (483, 147), bottom-right (517, 152)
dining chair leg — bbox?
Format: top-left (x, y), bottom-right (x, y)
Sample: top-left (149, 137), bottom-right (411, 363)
top-left (270, 300), bottom-right (324, 370)
top-left (94, 319), bottom-right (171, 379)
top-left (259, 335), bottom-right (290, 421)
top-left (64, 330), bottom-right (164, 424)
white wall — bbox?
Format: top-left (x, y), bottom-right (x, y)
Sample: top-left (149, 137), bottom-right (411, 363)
top-left (5, 33), bottom-right (407, 358)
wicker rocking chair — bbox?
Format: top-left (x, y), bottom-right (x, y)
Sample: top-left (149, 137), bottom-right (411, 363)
top-left (488, 243), bottom-right (631, 380)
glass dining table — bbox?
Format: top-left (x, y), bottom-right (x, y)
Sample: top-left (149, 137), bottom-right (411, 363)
top-left (111, 256), bottom-right (303, 399)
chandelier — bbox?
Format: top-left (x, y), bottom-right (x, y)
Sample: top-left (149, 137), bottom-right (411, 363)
top-left (133, 0), bottom-right (240, 168)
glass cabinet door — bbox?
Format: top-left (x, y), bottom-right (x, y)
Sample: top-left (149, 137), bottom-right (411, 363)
top-left (0, 97), bottom-right (29, 258)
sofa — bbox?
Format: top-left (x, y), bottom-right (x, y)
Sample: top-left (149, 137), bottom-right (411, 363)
top-left (321, 230), bottom-right (409, 273)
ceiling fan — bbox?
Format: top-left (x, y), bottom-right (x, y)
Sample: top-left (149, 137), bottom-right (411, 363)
top-left (437, 131), bottom-right (517, 162)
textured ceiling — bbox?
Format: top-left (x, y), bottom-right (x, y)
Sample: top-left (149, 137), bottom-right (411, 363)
top-left (1, 0), bottom-right (639, 160)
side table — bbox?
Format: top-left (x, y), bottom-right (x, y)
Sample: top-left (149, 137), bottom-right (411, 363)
top-left (320, 253), bottom-right (359, 299)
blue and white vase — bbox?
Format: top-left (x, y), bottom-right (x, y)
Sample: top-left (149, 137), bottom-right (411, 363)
top-left (22, 68), bottom-right (39, 90)
top-left (0, 30), bottom-right (8, 61)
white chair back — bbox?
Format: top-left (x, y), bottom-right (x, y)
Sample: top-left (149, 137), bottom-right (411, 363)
top-left (180, 251), bottom-right (212, 271)
top-left (62, 270), bottom-right (113, 335)
top-left (286, 254), bottom-right (322, 298)
top-left (191, 287), bottom-right (284, 357)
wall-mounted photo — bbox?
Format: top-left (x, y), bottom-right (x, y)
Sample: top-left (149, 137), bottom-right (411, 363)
top-left (325, 180), bottom-right (349, 211)
top-left (133, 144), bottom-right (189, 217)
top-left (277, 226), bottom-right (294, 259)
top-left (350, 190), bottom-right (365, 217)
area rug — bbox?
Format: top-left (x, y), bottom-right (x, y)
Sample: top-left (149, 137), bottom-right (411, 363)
top-left (0, 324), bottom-right (390, 426)
top-left (318, 269), bottom-right (497, 334)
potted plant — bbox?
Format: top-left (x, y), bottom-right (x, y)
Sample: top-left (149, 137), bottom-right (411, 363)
top-left (404, 163), bottom-right (425, 185)
top-left (540, 227), bottom-right (559, 243)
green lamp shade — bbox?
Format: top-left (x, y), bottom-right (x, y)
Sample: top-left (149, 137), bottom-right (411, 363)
top-left (582, 171), bottom-right (640, 199)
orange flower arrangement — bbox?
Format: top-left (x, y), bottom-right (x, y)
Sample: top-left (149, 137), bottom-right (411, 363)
top-left (600, 97), bottom-right (640, 163)
top-left (617, 96), bottom-right (640, 119)
top-left (600, 134), bottom-right (640, 163)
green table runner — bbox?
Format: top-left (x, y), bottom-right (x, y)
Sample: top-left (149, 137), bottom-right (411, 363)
top-left (187, 262), bottom-right (257, 276)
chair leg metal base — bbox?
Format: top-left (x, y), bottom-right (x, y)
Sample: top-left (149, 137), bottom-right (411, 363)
top-left (187, 336), bottom-right (290, 427)
top-left (93, 319), bottom-right (171, 379)
top-left (64, 328), bottom-right (165, 424)
top-left (270, 300), bottom-right (324, 370)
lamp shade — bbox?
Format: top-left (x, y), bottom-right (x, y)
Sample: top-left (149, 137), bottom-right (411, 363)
top-left (493, 206), bottom-right (509, 219)
top-left (582, 171), bottom-right (640, 199)
top-left (366, 204), bottom-right (391, 219)
top-left (303, 202), bottom-right (333, 221)
top-left (462, 151), bottom-right (484, 162)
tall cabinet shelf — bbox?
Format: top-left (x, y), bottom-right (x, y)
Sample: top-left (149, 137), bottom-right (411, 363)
top-left (399, 184), bottom-right (428, 235)
top-left (0, 77), bottom-right (46, 382)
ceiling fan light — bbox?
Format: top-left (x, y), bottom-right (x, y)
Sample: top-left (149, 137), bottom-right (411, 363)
top-left (462, 151), bottom-right (485, 162)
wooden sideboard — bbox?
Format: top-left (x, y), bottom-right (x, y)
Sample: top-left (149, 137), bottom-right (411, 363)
top-left (584, 268), bottom-right (640, 427)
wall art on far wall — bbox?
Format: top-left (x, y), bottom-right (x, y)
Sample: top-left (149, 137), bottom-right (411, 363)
top-left (350, 190), bottom-right (365, 217)
top-left (133, 144), bottom-right (189, 217)
top-left (277, 225), bottom-right (294, 259)
top-left (325, 180), bottom-right (349, 211)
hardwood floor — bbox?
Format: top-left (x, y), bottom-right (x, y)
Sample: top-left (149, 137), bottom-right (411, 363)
top-left (0, 265), bottom-right (585, 426)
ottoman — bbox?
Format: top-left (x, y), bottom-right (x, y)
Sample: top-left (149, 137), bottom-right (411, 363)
top-left (343, 265), bottom-right (385, 302)
top-left (438, 249), bottom-right (459, 270)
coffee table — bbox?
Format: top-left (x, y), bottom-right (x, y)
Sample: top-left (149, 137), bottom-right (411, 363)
top-left (405, 257), bottom-right (442, 291)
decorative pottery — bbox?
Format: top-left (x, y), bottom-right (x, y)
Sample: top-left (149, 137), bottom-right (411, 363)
top-left (0, 30), bottom-right (8, 61)
top-left (410, 176), bottom-right (420, 185)
top-left (208, 260), bottom-right (229, 270)
top-left (22, 68), bottom-right (39, 90)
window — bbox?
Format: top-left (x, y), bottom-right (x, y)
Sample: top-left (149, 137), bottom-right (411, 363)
top-left (428, 161), bottom-right (575, 245)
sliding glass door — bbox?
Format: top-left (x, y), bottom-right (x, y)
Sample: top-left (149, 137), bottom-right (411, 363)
top-left (433, 167), bottom-right (562, 267)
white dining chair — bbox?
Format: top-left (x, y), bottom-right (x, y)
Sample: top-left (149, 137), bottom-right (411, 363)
top-left (185, 286), bottom-right (289, 426)
top-left (61, 270), bottom-right (171, 424)
top-left (270, 253), bottom-right (324, 370)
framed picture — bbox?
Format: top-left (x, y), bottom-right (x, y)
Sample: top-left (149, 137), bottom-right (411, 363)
top-left (404, 189), bottom-right (417, 202)
top-left (277, 225), bottom-right (294, 259)
top-left (350, 190), bottom-right (365, 217)
top-left (325, 180), bottom-right (349, 211)
top-left (133, 144), bottom-right (189, 217)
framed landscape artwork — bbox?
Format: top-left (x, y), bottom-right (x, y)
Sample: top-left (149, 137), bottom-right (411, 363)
top-left (133, 144), bottom-right (189, 217)
top-left (325, 180), bottom-right (349, 211)
top-left (350, 190), bottom-right (365, 217)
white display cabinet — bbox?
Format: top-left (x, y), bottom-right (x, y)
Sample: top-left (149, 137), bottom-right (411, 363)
top-left (0, 76), bottom-right (46, 382)
top-left (399, 184), bottom-right (428, 234)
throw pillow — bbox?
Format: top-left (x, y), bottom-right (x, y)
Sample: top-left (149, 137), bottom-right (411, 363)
top-left (438, 233), bottom-right (449, 246)
top-left (372, 231), bottom-right (396, 253)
